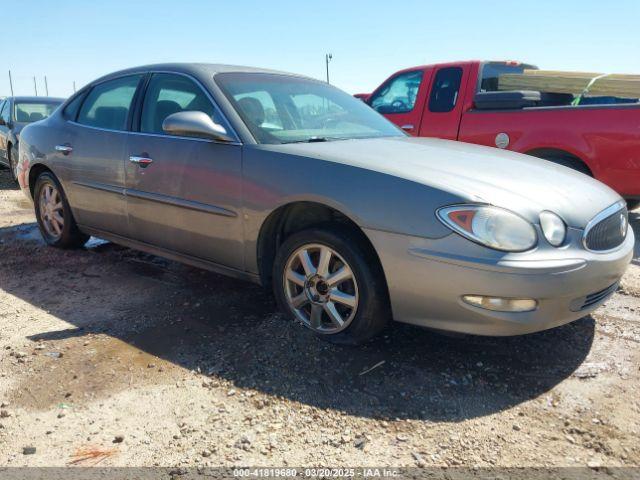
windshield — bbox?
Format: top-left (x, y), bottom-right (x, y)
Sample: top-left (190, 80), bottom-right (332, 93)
top-left (14, 102), bottom-right (61, 123)
top-left (215, 73), bottom-right (404, 144)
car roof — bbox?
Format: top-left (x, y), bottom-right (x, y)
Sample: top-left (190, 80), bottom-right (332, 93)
top-left (9, 96), bottom-right (65, 103)
top-left (92, 63), bottom-right (312, 85)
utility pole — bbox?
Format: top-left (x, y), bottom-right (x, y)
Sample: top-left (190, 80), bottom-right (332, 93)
top-left (44, 76), bottom-right (49, 96)
top-left (325, 53), bottom-right (333, 84)
top-left (73, 81), bottom-right (76, 93)
top-left (8, 70), bottom-right (14, 96)
top-left (33, 76), bottom-right (38, 96)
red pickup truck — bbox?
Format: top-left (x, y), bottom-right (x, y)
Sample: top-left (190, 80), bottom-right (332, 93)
top-left (357, 61), bottom-right (640, 208)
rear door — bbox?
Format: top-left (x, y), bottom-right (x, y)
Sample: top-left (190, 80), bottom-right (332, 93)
top-left (63, 74), bottom-right (144, 235)
top-left (124, 72), bottom-right (244, 270)
top-left (367, 69), bottom-right (428, 136)
top-left (419, 66), bottom-right (469, 140)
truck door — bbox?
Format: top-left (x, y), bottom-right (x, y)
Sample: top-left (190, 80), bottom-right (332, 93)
top-left (419, 66), bottom-right (469, 140)
top-left (367, 69), bottom-right (429, 136)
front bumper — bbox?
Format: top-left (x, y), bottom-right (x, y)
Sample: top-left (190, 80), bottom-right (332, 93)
top-left (365, 227), bottom-right (634, 336)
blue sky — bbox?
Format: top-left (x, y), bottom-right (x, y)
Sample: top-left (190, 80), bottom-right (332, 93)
top-left (3, 0), bottom-right (639, 97)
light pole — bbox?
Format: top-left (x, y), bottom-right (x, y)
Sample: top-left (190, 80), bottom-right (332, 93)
top-left (325, 53), bottom-right (333, 84)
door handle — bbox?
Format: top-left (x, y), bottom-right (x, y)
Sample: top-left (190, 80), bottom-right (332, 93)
top-left (129, 155), bottom-right (153, 168)
top-left (55, 144), bottom-right (73, 155)
top-left (401, 124), bottom-right (414, 132)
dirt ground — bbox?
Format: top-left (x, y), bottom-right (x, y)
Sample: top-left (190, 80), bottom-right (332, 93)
top-left (0, 167), bottom-right (639, 470)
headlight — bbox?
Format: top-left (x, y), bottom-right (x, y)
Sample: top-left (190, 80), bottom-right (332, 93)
top-left (437, 205), bottom-right (537, 252)
top-left (539, 211), bottom-right (566, 246)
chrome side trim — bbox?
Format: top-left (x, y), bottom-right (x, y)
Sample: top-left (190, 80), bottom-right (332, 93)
top-left (582, 200), bottom-right (627, 253)
top-left (72, 181), bottom-right (237, 218)
top-left (72, 180), bottom-right (125, 196)
top-left (126, 188), bottom-right (237, 218)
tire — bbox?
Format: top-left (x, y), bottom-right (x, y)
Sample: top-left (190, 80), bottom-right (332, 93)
top-left (34, 171), bottom-right (89, 248)
top-left (627, 200), bottom-right (640, 211)
top-left (273, 225), bottom-right (390, 345)
top-left (538, 155), bottom-right (592, 176)
top-left (8, 144), bottom-right (18, 183)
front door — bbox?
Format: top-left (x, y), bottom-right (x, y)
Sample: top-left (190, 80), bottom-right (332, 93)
top-left (125, 72), bottom-right (244, 270)
top-left (367, 69), bottom-right (428, 136)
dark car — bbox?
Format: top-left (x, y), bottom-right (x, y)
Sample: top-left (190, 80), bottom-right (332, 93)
top-left (0, 96), bottom-right (64, 182)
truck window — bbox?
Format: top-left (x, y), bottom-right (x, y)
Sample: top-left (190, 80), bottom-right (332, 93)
top-left (428, 67), bottom-right (463, 113)
top-left (369, 70), bottom-right (423, 114)
top-left (478, 63), bottom-right (534, 92)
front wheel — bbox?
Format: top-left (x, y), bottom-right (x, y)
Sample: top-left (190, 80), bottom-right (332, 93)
top-left (273, 226), bottom-right (390, 345)
top-left (34, 172), bottom-right (89, 248)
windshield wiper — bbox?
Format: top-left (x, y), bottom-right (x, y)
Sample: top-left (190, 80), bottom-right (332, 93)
top-left (285, 136), bottom-right (344, 144)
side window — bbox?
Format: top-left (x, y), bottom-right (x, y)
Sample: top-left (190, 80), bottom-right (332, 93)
top-left (369, 70), bottom-right (423, 114)
top-left (77, 75), bottom-right (142, 131)
top-left (63, 92), bottom-right (87, 121)
top-left (141, 73), bottom-right (227, 136)
top-left (428, 67), bottom-right (463, 113)
top-left (0, 101), bottom-right (10, 123)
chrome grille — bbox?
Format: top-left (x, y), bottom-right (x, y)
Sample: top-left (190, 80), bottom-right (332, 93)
top-left (584, 202), bottom-right (628, 252)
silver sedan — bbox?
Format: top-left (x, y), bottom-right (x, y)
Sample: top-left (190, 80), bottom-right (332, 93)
top-left (17, 63), bottom-right (633, 344)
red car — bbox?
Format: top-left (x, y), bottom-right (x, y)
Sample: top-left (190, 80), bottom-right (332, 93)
top-left (358, 61), bottom-right (640, 209)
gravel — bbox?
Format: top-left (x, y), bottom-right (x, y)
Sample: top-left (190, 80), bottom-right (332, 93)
top-left (0, 168), bottom-right (639, 468)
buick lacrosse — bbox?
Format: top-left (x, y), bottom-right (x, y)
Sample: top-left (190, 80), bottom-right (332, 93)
top-left (18, 64), bottom-right (633, 344)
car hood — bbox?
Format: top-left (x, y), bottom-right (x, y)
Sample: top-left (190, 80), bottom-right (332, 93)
top-left (266, 136), bottom-right (622, 228)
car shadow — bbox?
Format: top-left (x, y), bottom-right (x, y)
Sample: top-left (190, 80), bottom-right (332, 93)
top-left (1, 222), bottom-right (596, 422)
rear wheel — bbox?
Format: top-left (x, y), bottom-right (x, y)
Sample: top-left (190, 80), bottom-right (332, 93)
top-left (8, 144), bottom-right (18, 183)
top-left (34, 172), bottom-right (89, 248)
top-left (273, 225), bottom-right (389, 345)
top-left (537, 155), bottom-right (592, 176)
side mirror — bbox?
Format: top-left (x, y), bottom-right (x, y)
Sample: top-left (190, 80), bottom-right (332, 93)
top-left (162, 111), bottom-right (234, 142)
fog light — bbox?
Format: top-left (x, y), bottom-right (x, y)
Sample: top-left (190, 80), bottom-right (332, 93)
top-left (462, 295), bottom-right (537, 312)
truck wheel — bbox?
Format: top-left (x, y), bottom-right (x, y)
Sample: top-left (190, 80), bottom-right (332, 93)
top-left (34, 172), bottom-right (89, 248)
top-left (537, 155), bottom-right (592, 177)
top-left (627, 200), bottom-right (640, 211)
top-left (273, 225), bottom-right (390, 345)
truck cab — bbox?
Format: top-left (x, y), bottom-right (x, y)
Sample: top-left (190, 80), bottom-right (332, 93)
top-left (362, 60), bottom-right (640, 204)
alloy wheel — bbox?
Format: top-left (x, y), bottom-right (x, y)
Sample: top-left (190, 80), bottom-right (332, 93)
top-left (283, 243), bottom-right (359, 334)
top-left (38, 183), bottom-right (64, 239)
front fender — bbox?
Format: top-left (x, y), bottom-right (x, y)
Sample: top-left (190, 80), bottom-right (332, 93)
top-left (241, 147), bottom-right (464, 272)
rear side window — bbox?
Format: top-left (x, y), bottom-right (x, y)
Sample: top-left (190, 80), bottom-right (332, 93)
top-left (369, 70), bottom-right (423, 114)
top-left (63, 92), bottom-right (87, 121)
top-left (428, 67), bottom-right (463, 113)
top-left (77, 75), bottom-right (142, 131)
